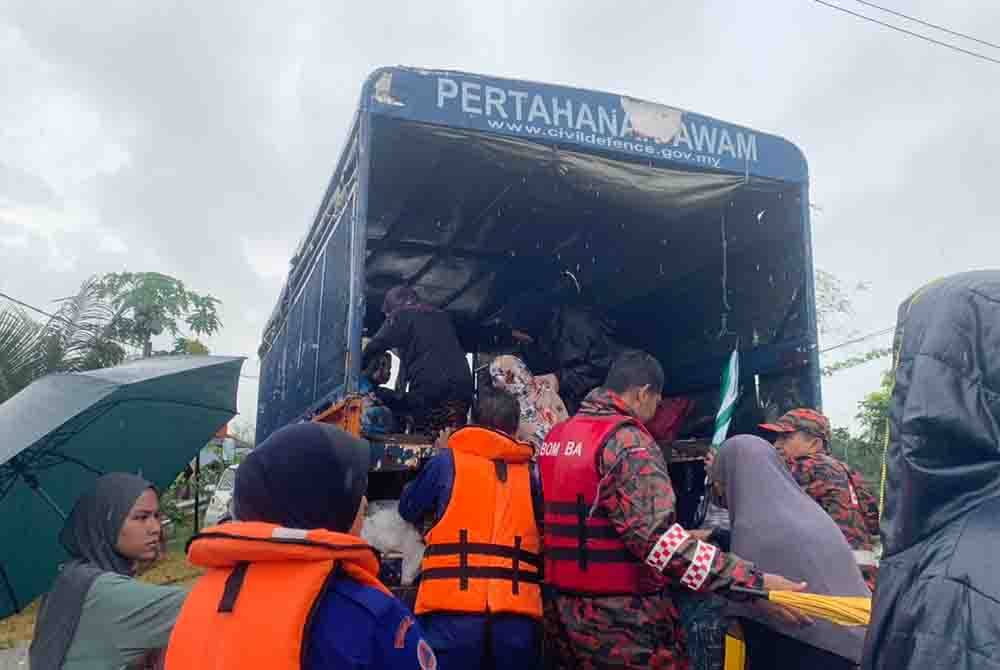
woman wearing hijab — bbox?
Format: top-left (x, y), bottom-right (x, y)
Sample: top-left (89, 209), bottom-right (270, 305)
top-left (165, 422), bottom-right (435, 670)
top-left (362, 285), bottom-right (473, 436)
top-left (712, 435), bottom-right (869, 669)
top-left (489, 355), bottom-right (569, 449)
top-left (30, 473), bottom-right (186, 670)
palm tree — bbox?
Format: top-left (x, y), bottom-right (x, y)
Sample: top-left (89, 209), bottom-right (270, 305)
top-left (0, 308), bottom-right (42, 403)
top-left (0, 278), bottom-right (127, 404)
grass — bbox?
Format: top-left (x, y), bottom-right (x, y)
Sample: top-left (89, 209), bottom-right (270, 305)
top-left (0, 519), bottom-right (203, 649)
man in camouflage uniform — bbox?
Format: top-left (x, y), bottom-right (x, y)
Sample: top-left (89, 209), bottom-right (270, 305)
top-left (761, 408), bottom-right (880, 590)
top-left (540, 351), bottom-right (808, 670)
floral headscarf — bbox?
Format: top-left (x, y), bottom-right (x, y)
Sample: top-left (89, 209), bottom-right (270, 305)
top-left (489, 355), bottom-right (569, 448)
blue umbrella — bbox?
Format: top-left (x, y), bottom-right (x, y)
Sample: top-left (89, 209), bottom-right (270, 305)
top-left (0, 355), bottom-right (243, 619)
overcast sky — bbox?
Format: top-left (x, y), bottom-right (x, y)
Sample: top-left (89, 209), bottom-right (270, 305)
top-left (2, 0), bottom-right (997, 433)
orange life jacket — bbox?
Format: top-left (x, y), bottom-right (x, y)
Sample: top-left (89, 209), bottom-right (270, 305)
top-left (415, 426), bottom-right (543, 619)
top-left (165, 521), bottom-right (389, 670)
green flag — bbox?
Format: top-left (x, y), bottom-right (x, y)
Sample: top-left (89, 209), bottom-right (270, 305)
top-left (712, 347), bottom-right (739, 447)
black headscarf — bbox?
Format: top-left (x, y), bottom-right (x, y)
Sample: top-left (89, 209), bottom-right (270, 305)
top-left (30, 473), bottom-right (153, 670)
top-left (234, 422), bottom-right (370, 532)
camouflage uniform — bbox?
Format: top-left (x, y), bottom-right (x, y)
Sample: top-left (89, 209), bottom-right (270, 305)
top-left (785, 454), bottom-right (879, 590)
top-left (762, 409), bottom-right (880, 591)
top-left (549, 388), bottom-right (763, 670)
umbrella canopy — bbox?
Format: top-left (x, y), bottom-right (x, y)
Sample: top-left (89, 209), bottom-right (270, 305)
top-left (0, 355), bottom-right (243, 619)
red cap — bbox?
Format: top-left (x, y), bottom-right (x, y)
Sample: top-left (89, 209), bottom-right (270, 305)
top-left (759, 408), bottom-right (831, 443)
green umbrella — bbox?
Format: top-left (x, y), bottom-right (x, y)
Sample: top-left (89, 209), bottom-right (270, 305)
top-left (0, 355), bottom-right (244, 619)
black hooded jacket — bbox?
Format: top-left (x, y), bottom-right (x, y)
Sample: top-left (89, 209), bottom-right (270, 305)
top-left (863, 271), bottom-right (1000, 670)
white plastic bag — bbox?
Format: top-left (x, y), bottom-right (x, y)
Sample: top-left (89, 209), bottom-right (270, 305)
top-left (361, 500), bottom-right (425, 586)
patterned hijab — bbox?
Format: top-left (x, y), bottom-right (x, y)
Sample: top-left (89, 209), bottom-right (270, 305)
top-left (490, 355), bottom-right (569, 448)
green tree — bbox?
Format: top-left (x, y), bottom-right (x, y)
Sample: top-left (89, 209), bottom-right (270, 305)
top-left (171, 337), bottom-right (211, 356)
top-left (815, 269), bottom-right (892, 376)
top-left (829, 371), bottom-right (893, 486)
top-left (815, 269), bottom-right (858, 337)
top-left (95, 272), bottom-right (222, 358)
top-left (0, 278), bottom-right (127, 403)
top-left (1, 273), bottom-right (223, 404)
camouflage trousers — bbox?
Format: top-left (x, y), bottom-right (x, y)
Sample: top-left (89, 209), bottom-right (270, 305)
top-left (544, 591), bottom-right (690, 670)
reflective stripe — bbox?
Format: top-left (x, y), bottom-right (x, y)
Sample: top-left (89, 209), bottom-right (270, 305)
top-left (680, 541), bottom-right (718, 590)
top-left (853, 549), bottom-right (879, 567)
top-left (645, 523), bottom-right (690, 572)
top-left (271, 527), bottom-right (309, 540)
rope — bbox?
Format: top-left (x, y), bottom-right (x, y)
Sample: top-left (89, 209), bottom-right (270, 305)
top-left (717, 210), bottom-right (732, 338)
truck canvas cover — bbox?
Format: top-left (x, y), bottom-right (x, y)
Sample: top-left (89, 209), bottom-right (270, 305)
top-left (257, 67), bottom-right (818, 443)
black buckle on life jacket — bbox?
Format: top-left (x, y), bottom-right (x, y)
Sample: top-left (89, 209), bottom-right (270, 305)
top-left (493, 459), bottom-right (508, 482)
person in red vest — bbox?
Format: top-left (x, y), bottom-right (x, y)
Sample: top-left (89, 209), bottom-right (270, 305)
top-left (399, 386), bottom-right (543, 670)
top-left (165, 423), bottom-right (436, 670)
top-left (538, 350), bottom-right (808, 670)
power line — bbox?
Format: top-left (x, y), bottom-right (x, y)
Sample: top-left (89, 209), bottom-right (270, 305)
top-left (0, 290), bottom-right (76, 328)
top-left (820, 326), bottom-right (895, 354)
top-left (812, 0), bottom-right (1000, 65)
top-left (851, 0), bottom-right (1000, 51)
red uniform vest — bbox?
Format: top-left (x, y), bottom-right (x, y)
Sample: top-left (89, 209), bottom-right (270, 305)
top-left (538, 415), bottom-right (654, 595)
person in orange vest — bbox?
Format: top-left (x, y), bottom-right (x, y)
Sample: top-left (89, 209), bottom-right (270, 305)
top-left (398, 386), bottom-right (543, 670)
top-left (538, 350), bottom-right (808, 670)
top-left (165, 422), bottom-right (437, 670)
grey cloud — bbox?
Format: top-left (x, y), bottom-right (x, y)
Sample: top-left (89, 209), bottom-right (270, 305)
top-left (0, 162), bottom-right (60, 207)
top-left (2, 0), bottom-right (997, 430)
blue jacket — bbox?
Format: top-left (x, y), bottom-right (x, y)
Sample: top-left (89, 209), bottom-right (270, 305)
top-left (398, 449), bottom-right (543, 527)
top-left (306, 578), bottom-right (436, 670)
top-left (397, 446), bottom-right (542, 664)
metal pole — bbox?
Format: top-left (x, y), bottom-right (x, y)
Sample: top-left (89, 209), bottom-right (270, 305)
top-left (0, 563), bottom-right (20, 614)
top-left (24, 474), bottom-right (67, 520)
top-left (193, 453), bottom-right (201, 533)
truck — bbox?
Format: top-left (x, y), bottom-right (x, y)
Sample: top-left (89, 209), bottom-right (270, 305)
top-left (255, 66), bottom-right (821, 589)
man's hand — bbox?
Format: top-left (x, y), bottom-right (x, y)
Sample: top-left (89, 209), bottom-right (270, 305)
top-left (762, 573), bottom-right (807, 593)
top-left (434, 427), bottom-right (455, 451)
top-left (688, 529), bottom-right (713, 542)
top-left (755, 599), bottom-right (814, 627)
